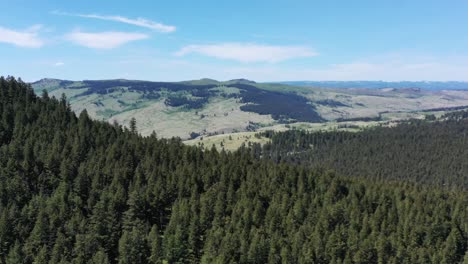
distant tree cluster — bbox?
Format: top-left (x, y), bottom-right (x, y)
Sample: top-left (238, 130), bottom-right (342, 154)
top-left (83, 80), bottom-right (217, 93)
top-left (335, 116), bottom-right (382, 122)
top-left (442, 110), bottom-right (468, 120)
top-left (227, 84), bottom-right (324, 123)
top-left (315, 99), bottom-right (349, 107)
top-left (419, 105), bottom-right (468, 112)
top-left (164, 96), bottom-right (208, 109)
top-left (0, 77), bottom-right (466, 263)
top-left (78, 87), bottom-right (123, 97)
top-left (72, 80), bottom-right (218, 101)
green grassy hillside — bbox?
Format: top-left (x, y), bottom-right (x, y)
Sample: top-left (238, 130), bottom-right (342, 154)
top-left (31, 78), bottom-right (468, 140)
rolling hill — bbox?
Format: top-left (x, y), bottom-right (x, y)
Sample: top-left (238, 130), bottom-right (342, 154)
top-left (31, 78), bottom-right (468, 140)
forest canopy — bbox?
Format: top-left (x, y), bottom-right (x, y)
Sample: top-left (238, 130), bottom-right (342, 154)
top-left (254, 116), bottom-right (468, 189)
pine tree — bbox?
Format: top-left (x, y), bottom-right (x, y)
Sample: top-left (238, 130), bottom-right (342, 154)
top-left (90, 249), bottom-right (110, 264)
top-left (118, 225), bottom-right (149, 264)
top-left (147, 225), bottom-right (162, 264)
top-left (32, 245), bottom-right (48, 264)
top-left (130, 118), bottom-right (137, 134)
top-left (5, 241), bottom-right (24, 264)
top-left (442, 227), bottom-right (465, 264)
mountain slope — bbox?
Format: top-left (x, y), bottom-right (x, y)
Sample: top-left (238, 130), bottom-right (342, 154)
top-left (2, 76), bottom-right (467, 264)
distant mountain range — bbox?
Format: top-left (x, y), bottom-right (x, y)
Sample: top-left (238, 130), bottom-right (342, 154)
top-left (276, 81), bottom-right (468, 90)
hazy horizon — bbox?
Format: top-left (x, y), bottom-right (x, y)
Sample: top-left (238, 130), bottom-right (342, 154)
top-left (27, 77), bottom-right (468, 84)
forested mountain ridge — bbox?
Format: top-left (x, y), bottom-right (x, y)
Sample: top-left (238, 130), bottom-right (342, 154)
top-left (253, 114), bottom-right (468, 189)
top-left (1, 76), bottom-right (467, 263)
top-left (31, 78), bottom-right (468, 139)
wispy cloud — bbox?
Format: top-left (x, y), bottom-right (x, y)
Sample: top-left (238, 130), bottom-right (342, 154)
top-left (53, 11), bottom-right (176, 32)
top-left (54, 62), bottom-right (65, 67)
top-left (0, 25), bottom-right (44, 48)
top-left (175, 43), bottom-right (318, 63)
top-left (65, 31), bottom-right (149, 49)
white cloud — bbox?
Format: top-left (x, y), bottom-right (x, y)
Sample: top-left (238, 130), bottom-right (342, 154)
top-left (65, 31), bottom-right (149, 49)
top-left (54, 62), bottom-right (65, 67)
top-left (53, 11), bottom-right (176, 32)
top-left (175, 43), bottom-right (318, 63)
top-left (0, 25), bottom-right (44, 48)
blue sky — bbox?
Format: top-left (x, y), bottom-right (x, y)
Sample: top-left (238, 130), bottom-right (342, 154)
top-left (1, 0), bottom-right (468, 82)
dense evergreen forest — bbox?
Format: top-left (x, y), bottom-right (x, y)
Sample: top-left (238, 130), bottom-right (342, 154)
top-left (0, 77), bottom-right (467, 263)
top-left (254, 116), bottom-right (468, 189)
top-left (226, 84), bottom-right (323, 123)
